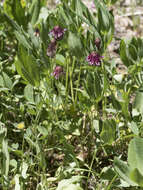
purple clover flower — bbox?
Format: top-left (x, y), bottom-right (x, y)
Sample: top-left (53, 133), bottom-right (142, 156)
top-left (49, 26), bottom-right (66, 41)
top-left (86, 52), bottom-right (103, 66)
top-left (51, 66), bottom-right (63, 79)
top-left (47, 40), bottom-right (57, 57)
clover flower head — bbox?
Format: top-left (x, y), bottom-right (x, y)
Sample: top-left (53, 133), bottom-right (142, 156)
top-left (49, 26), bottom-right (67, 41)
top-left (47, 40), bottom-right (57, 57)
top-left (51, 66), bottom-right (63, 79)
top-left (86, 52), bottom-right (103, 66)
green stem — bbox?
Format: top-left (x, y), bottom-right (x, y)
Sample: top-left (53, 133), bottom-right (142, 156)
top-left (86, 150), bottom-right (97, 190)
top-left (102, 63), bottom-right (107, 119)
top-left (106, 174), bottom-right (118, 190)
top-left (70, 56), bottom-right (76, 104)
top-left (75, 65), bottom-right (81, 106)
top-left (65, 57), bottom-right (69, 106)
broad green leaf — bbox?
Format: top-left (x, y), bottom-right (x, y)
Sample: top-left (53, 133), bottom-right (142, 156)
top-left (130, 168), bottom-right (143, 186)
top-left (24, 84), bottom-right (34, 103)
top-left (129, 44), bottom-right (138, 61)
top-left (10, 159), bottom-right (17, 171)
top-left (56, 176), bottom-right (83, 190)
top-left (12, 0), bottom-right (27, 28)
top-left (4, 0), bottom-right (27, 28)
top-left (74, 0), bottom-right (96, 27)
top-left (85, 72), bottom-right (95, 99)
top-left (0, 75), bottom-right (4, 87)
top-left (98, 7), bottom-right (110, 32)
top-left (28, 23), bottom-right (40, 49)
top-left (58, 4), bottom-right (74, 26)
top-left (14, 31), bottom-right (32, 50)
top-left (129, 121), bottom-right (139, 136)
top-left (3, 0), bottom-right (13, 18)
top-left (2, 139), bottom-right (10, 176)
top-left (17, 45), bottom-right (40, 86)
top-left (100, 167), bottom-right (116, 180)
top-left (0, 125), bottom-right (7, 142)
top-left (29, 0), bottom-right (41, 25)
top-left (94, 72), bottom-right (102, 101)
top-left (120, 40), bottom-right (135, 67)
top-left (14, 174), bottom-right (20, 190)
top-left (114, 157), bottom-right (137, 186)
top-left (21, 162), bottom-right (28, 179)
top-left (120, 40), bottom-right (130, 67)
top-left (68, 32), bottom-right (82, 57)
top-left (55, 54), bottom-right (66, 66)
top-left (128, 137), bottom-right (143, 176)
top-left (100, 119), bottom-right (116, 145)
top-left (85, 72), bottom-right (102, 102)
top-left (37, 126), bottom-right (48, 136)
top-left (113, 74), bottom-right (123, 83)
top-left (133, 89), bottom-right (143, 114)
top-left (3, 12), bottom-right (21, 31)
top-left (2, 72), bottom-right (13, 90)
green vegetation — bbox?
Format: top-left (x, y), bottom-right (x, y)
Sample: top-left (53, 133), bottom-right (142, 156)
top-left (0, 0), bottom-right (143, 189)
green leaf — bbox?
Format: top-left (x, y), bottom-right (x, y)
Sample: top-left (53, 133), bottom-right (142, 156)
top-left (133, 89), bottom-right (143, 114)
top-left (29, 0), bottom-right (41, 25)
top-left (56, 176), bottom-right (83, 190)
top-left (120, 40), bottom-right (134, 67)
top-left (17, 45), bottom-right (40, 86)
top-left (21, 162), bottom-right (28, 179)
top-left (14, 31), bottom-right (32, 50)
top-left (85, 72), bottom-right (102, 102)
top-left (0, 125), bottom-right (7, 142)
top-left (14, 174), bottom-right (20, 190)
top-left (129, 121), bottom-right (139, 136)
top-left (120, 40), bottom-right (129, 66)
top-left (3, 0), bottom-right (27, 28)
top-left (114, 157), bottom-right (137, 186)
top-left (100, 167), bottom-right (116, 180)
top-left (74, 0), bottom-right (96, 27)
top-left (2, 139), bottom-right (10, 176)
top-left (128, 137), bottom-right (143, 176)
top-left (100, 119), bottom-right (116, 145)
top-left (28, 23), bottom-right (40, 49)
top-left (55, 54), bottom-right (66, 66)
top-left (12, 0), bottom-right (27, 28)
top-left (68, 32), bottom-right (82, 57)
top-left (2, 72), bottom-right (13, 90)
top-left (129, 44), bottom-right (138, 61)
top-left (0, 75), bottom-right (4, 87)
top-left (24, 84), bottom-right (34, 103)
top-left (130, 168), bottom-right (143, 186)
top-left (98, 6), bottom-right (110, 32)
top-left (37, 126), bottom-right (48, 136)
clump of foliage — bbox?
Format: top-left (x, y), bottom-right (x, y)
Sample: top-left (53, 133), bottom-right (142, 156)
top-left (1, 0), bottom-right (143, 189)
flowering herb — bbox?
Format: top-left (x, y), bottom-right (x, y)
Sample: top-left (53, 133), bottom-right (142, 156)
top-left (86, 52), bottom-right (103, 66)
top-left (51, 66), bottom-right (64, 79)
top-left (95, 38), bottom-right (101, 49)
top-left (47, 40), bottom-right (57, 57)
top-left (34, 28), bottom-right (40, 37)
top-left (49, 26), bottom-right (66, 41)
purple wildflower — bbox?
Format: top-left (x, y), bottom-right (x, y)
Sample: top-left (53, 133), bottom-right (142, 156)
top-left (86, 52), bottom-right (103, 66)
top-left (47, 40), bottom-right (57, 57)
top-left (49, 26), bottom-right (66, 41)
top-left (51, 66), bottom-right (63, 79)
